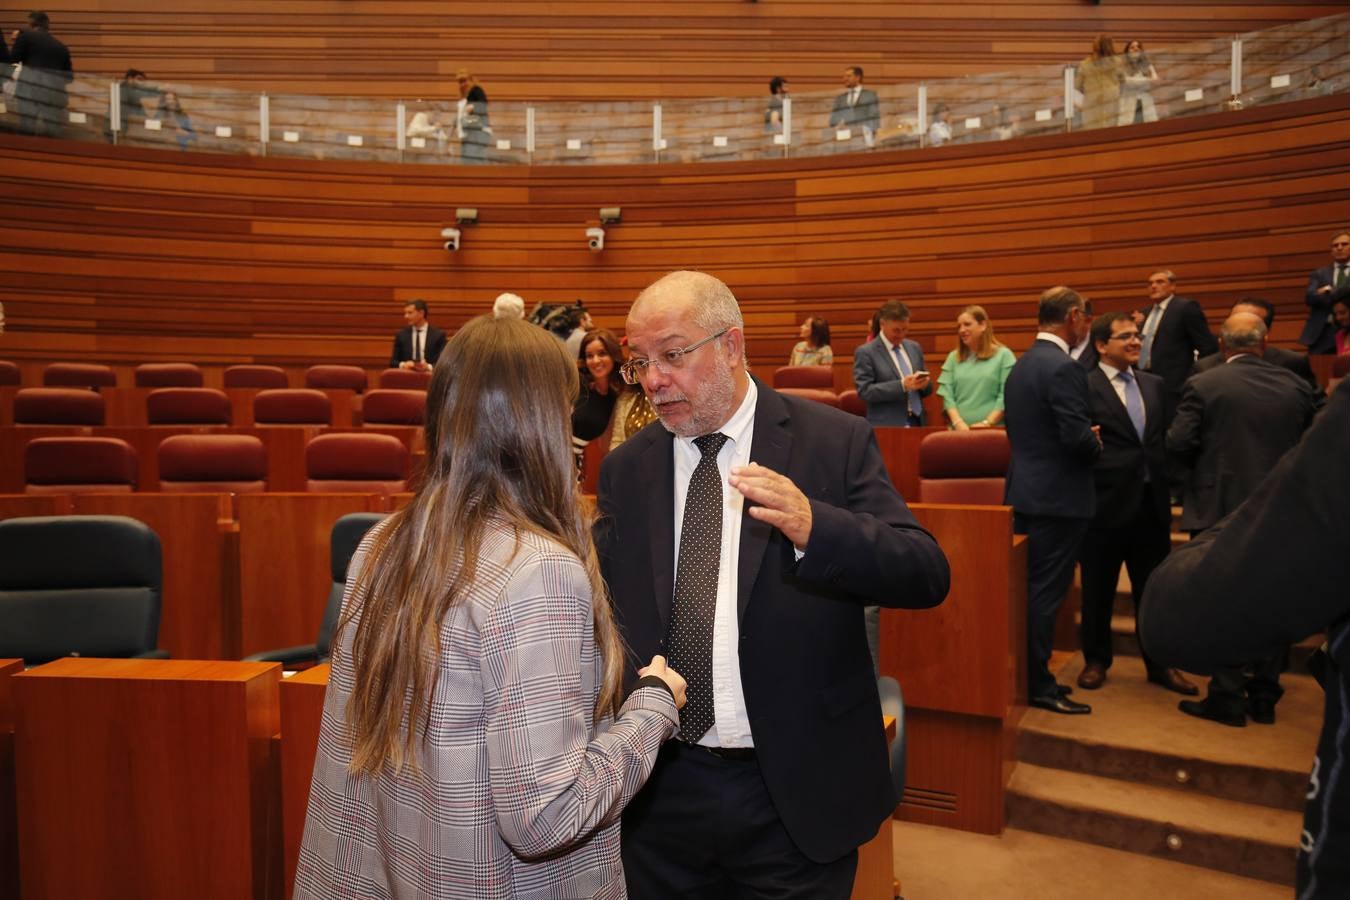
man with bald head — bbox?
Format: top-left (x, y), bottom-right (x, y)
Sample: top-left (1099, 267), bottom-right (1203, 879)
top-left (1191, 297), bottom-right (1319, 394)
top-left (1163, 310), bottom-right (1317, 726)
top-left (595, 270), bottom-right (950, 897)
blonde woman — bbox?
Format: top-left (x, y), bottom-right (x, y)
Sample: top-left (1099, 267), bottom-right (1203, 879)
top-left (294, 316), bottom-right (685, 899)
top-left (936, 305), bottom-right (1016, 429)
top-left (455, 67), bottom-right (490, 164)
top-left (1075, 35), bottom-right (1122, 131)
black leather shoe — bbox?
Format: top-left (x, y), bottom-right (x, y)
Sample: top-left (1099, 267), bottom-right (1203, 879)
top-left (1148, 668), bottom-right (1200, 696)
top-left (1077, 663), bottom-right (1107, 690)
top-left (1178, 699), bottom-right (1246, 727)
top-left (1030, 694), bottom-right (1092, 715)
top-left (1249, 699), bottom-right (1277, 725)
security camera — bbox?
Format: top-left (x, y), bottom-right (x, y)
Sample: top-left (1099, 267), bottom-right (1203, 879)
top-left (586, 227), bottom-right (605, 253)
top-left (598, 207), bottom-right (622, 225)
top-left (440, 227), bottom-right (460, 252)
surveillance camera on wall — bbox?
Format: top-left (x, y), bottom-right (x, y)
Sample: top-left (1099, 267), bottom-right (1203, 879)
top-left (441, 227), bottom-right (461, 252)
top-left (598, 207), bottom-right (622, 225)
top-left (586, 227), bottom-right (605, 253)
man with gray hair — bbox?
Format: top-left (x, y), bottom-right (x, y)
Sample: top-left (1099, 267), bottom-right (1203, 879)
top-left (491, 292), bottom-right (525, 319)
top-left (1164, 310), bottom-right (1318, 726)
top-left (596, 270), bottom-right (949, 897)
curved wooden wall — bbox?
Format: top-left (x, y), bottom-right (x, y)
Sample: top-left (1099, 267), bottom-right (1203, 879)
top-left (0, 1), bottom-right (1341, 99)
top-left (1, 93), bottom-right (1348, 385)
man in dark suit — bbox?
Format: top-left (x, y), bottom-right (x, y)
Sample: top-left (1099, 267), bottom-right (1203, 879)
top-left (1165, 311), bottom-right (1318, 726)
top-left (7, 11), bottom-right (72, 138)
top-left (1004, 286), bottom-right (1101, 714)
top-left (388, 298), bottom-right (447, 370)
top-left (1137, 269), bottom-right (1218, 425)
top-left (597, 271), bottom-right (950, 897)
top-left (1299, 230), bottom-right (1350, 355)
top-left (829, 65), bottom-right (880, 147)
top-left (1192, 297), bottom-right (1321, 395)
top-left (1077, 312), bottom-right (1196, 695)
top-left (852, 299), bottom-right (931, 427)
top-left (1141, 380), bottom-right (1350, 894)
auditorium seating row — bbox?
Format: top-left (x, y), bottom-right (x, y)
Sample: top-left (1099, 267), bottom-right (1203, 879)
top-left (0, 360), bottom-right (431, 392)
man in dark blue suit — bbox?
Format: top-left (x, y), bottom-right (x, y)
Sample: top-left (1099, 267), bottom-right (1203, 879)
top-left (1004, 286), bottom-right (1101, 714)
top-left (853, 300), bottom-right (931, 427)
top-left (1299, 230), bottom-right (1350, 355)
top-left (598, 271), bottom-right (949, 897)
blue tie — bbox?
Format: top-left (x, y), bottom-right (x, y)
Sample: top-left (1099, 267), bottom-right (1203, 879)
top-left (892, 344), bottom-right (923, 421)
top-left (1119, 369), bottom-right (1145, 441)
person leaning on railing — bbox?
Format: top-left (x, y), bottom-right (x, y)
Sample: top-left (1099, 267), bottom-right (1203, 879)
top-left (1118, 40), bottom-right (1160, 125)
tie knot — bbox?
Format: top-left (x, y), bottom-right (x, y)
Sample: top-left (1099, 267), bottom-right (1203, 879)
top-left (1117, 369), bottom-right (1134, 383)
top-left (694, 432), bottom-right (729, 458)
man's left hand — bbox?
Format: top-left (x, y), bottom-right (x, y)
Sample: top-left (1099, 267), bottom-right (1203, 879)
top-left (729, 462), bottom-right (812, 551)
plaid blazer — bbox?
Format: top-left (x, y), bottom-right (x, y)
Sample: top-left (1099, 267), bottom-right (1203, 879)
top-left (294, 520), bottom-right (679, 899)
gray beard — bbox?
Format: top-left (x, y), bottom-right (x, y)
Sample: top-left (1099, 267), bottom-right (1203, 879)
top-left (657, 363), bottom-right (737, 438)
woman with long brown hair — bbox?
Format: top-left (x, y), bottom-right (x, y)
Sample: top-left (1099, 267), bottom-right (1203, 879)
top-left (294, 316), bottom-right (685, 899)
top-left (1075, 35), bottom-right (1122, 131)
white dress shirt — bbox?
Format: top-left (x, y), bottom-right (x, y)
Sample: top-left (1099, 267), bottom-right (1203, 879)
top-left (1097, 361), bottom-right (1141, 419)
top-left (672, 379), bottom-right (757, 748)
top-left (1035, 331), bottom-right (1071, 354)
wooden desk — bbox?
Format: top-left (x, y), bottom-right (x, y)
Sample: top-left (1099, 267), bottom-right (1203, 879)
top-left (72, 493), bottom-right (239, 660)
top-left (0, 494), bottom-right (73, 521)
top-left (237, 493), bottom-right (384, 656)
top-left (279, 664), bottom-right (330, 899)
top-left (12, 658), bottom-right (281, 900)
top-left (0, 659), bottom-right (21, 900)
top-left (873, 425), bottom-right (946, 502)
top-left (881, 503), bottom-right (1026, 835)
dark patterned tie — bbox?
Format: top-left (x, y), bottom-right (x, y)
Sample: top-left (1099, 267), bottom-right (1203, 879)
top-left (667, 431), bottom-right (728, 743)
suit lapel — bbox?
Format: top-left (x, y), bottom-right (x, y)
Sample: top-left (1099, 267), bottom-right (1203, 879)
top-left (1092, 368), bottom-right (1137, 441)
top-left (738, 381), bottom-right (790, 625)
top-left (641, 426), bottom-right (677, 634)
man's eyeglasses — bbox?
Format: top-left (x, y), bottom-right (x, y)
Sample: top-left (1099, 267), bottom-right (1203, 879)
top-left (1107, 331), bottom-right (1142, 342)
top-left (620, 328), bottom-right (729, 384)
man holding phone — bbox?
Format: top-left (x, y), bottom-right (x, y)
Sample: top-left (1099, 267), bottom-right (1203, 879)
top-left (853, 299), bottom-right (931, 426)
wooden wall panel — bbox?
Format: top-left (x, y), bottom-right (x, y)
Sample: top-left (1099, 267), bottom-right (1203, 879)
top-left (1, 94), bottom-right (1347, 383)
top-left (0, 1), bottom-right (1339, 100)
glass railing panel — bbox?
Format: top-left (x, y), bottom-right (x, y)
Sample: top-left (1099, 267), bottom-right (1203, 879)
top-left (1129, 37), bottom-right (1235, 124)
top-left (924, 62), bottom-right (1067, 146)
top-left (531, 100), bottom-right (654, 165)
top-left (265, 92), bottom-right (396, 162)
top-left (660, 95), bottom-right (782, 163)
top-left (1239, 14), bottom-right (1350, 109)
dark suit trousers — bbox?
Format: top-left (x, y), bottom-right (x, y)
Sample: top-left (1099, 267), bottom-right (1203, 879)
top-left (1080, 482), bottom-right (1171, 674)
top-left (622, 741), bottom-right (858, 899)
top-left (1016, 513), bottom-right (1090, 700)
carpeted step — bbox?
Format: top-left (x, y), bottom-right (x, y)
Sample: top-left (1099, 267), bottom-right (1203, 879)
top-left (1005, 761), bottom-right (1302, 886)
top-left (1026, 655), bottom-right (1320, 806)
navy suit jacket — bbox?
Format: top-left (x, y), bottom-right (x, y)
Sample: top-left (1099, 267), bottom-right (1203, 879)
top-left (1003, 339), bottom-right (1100, 519)
top-left (1086, 366), bottom-right (1169, 529)
top-left (853, 336), bottom-right (930, 426)
top-left (389, 324), bottom-right (447, 368)
top-left (1301, 264), bottom-right (1348, 350)
top-left (594, 378), bottom-right (950, 863)
top-left (1140, 295), bottom-right (1217, 400)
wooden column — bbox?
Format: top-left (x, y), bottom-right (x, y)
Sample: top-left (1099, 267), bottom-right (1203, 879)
top-left (279, 664), bottom-right (330, 898)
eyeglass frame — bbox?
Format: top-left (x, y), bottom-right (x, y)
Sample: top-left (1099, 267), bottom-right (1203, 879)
top-left (619, 327), bottom-right (730, 385)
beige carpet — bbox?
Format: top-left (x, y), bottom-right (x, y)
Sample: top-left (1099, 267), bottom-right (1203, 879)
top-left (892, 820), bottom-right (1289, 899)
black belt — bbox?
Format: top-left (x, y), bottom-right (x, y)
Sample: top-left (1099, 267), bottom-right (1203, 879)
top-left (680, 741), bottom-right (756, 761)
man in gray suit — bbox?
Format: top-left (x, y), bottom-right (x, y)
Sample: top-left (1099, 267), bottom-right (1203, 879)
top-left (1165, 311), bottom-right (1318, 726)
top-left (829, 66), bottom-right (880, 147)
top-left (852, 300), bottom-right (931, 427)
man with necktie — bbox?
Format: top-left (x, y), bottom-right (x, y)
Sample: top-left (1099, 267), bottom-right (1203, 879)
top-left (1299, 230), bottom-right (1350, 355)
top-left (853, 300), bottom-right (931, 427)
top-left (389, 298), bottom-right (447, 371)
top-left (828, 66), bottom-right (880, 147)
top-left (1077, 312), bottom-right (1196, 696)
top-left (1137, 269), bottom-right (1217, 429)
top-left (596, 270), bottom-right (949, 898)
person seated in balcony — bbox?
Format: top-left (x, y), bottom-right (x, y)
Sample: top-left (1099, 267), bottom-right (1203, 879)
top-left (789, 316), bottom-right (833, 366)
top-left (936, 305), bottom-right (1015, 430)
top-left (406, 101), bottom-right (447, 152)
top-left (156, 90), bottom-right (196, 150)
top-left (1118, 39), bottom-right (1160, 125)
top-left (928, 103), bottom-right (953, 147)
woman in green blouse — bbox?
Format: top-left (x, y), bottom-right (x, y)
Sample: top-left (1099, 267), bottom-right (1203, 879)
top-left (936, 305), bottom-right (1016, 430)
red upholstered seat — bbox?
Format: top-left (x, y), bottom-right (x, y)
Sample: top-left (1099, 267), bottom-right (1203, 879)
top-left (134, 363), bottom-right (204, 387)
top-left (24, 437), bottom-right (137, 494)
top-left (13, 388), bottom-right (105, 425)
top-left (0, 360), bottom-right (19, 386)
top-left (305, 433), bottom-right (409, 495)
top-left (43, 362), bottom-right (117, 388)
top-left (917, 429), bottom-right (1011, 505)
top-left (838, 389), bottom-right (866, 417)
top-left (362, 389), bottom-right (426, 426)
top-left (776, 387), bottom-right (840, 408)
top-left (223, 365), bottom-right (289, 389)
top-left (377, 367), bottom-right (433, 390)
top-left (772, 365), bottom-right (833, 389)
top-left (304, 365), bottom-right (368, 393)
top-left (158, 434), bottom-right (267, 494)
top-left (253, 389), bottom-right (332, 425)
top-left (146, 387), bottom-right (233, 426)
top-left (1333, 355), bottom-right (1350, 379)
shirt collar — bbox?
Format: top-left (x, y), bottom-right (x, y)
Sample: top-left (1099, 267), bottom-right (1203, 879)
top-left (676, 376), bottom-right (757, 452)
top-left (1036, 331), bottom-right (1071, 354)
top-left (1098, 361), bottom-right (1129, 380)
top-left (880, 333), bottom-right (904, 354)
